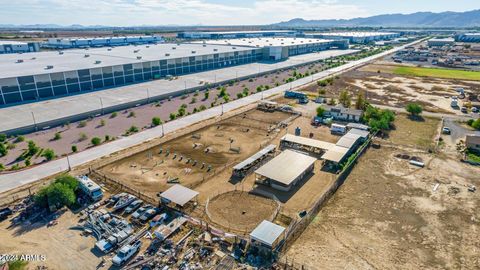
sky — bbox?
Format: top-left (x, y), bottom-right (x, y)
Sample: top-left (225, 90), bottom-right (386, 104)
top-left (0, 0), bottom-right (479, 26)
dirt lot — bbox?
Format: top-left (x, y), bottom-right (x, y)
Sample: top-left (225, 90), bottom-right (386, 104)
top-left (99, 110), bottom-right (293, 197)
top-left (207, 190), bottom-right (278, 233)
top-left (0, 210), bottom-right (102, 269)
top-left (284, 115), bottom-right (480, 269)
top-left (306, 62), bottom-right (480, 115)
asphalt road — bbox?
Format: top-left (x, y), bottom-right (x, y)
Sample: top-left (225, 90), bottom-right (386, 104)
top-left (0, 39), bottom-right (425, 194)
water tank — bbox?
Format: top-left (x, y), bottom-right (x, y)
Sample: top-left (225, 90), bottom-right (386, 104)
top-left (295, 127), bottom-right (301, 136)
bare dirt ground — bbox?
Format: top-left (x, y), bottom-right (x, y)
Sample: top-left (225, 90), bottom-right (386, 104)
top-left (284, 115), bottom-right (480, 270)
top-left (206, 190), bottom-right (278, 233)
top-left (99, 110), bottom-right (293, 198)
top-left (0, 210), bottom-right (102, 270)
top-left (306, 63), bottom-right (480, 115)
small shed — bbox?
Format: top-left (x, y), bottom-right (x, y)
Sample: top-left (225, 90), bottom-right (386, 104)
top-left (250, 220), bottom-right (286, 250)
top-left (160, 184), bottom-right (199, 208)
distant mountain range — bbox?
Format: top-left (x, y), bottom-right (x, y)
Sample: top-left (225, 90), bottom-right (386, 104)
top-left (273, 9), bottom-right (480, 28)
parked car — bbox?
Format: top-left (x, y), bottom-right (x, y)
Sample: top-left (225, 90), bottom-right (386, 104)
top-left (442, 127), bottom-right (451, 135)
top-left (461, 107), bottom-right (468, 113)
top-left (124, 200), bottom-right (143, 215)
top-left (139, 208), bottom-right (158, 223)
top-left (112, 240), bottom-right (142, 266)
top-left (132, 205), bottom-right (152, 219)
top-left (472, 107), bottom-right (479, 113)
top-left (0, 207), bottom-right (13, 221)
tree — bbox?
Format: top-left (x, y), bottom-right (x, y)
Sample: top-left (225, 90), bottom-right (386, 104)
top-left (223, 94), bottom-right (230, 103)
top-left (169, 113), bottom-right (176, 120)
top-left (218, 87), bottom-right (227, 97)
top-left (405, 103), bottom-right (423, 117)
top-left (237, 92), bottom-right (244, 99)
top-left (355, 91), bottom-right (366, 110)
top-left (152, 117), bottom-right (162, 126)
top-left (204, 91), bottom-right (210, 100)
top-left (338, 90), bottom-right (351, 108)
top-left (91, 137), bottom-right (102, 146)
top-left (42, 148), bottom-right (55, 161)
top-left (363, 105), bottom-right (395, 132)
top-left (0, 133), bottom-right (6, 142)
top-left (316, 106), bottom-right (325, 117)
top-left (34, 176), bottom-right (77, 209)
top-left (471, 118), bottom-right (480, 130)
top-left (71, 145), bottom-right (78, 153)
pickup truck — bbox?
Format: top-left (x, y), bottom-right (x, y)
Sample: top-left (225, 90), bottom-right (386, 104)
top-left (112, 240), bottom-right (142, 266)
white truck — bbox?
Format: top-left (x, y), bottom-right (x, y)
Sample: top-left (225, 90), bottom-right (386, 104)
top-left (112, 240), bottom-right (142, 266)
top-left (330, 123), bottom-right (347, 134)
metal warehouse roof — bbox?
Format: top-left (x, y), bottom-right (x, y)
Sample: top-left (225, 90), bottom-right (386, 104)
top-left (316, 32), bottom-right (398, 37)
top-left (0, 40), bottom-right (31, 45)
top-left (250, 220), bottom-right (285, 247)
top-left (0, 43), bottom-right (256, 79)
top-left (187, 30), bottom-right (296, 35)
top-left (160, 184), bottom-right (199, 207)
top-left (255, 150), bottom-right (316, 186)
top-left (233, 144), bottom-right (276, 171)
top-left (322, 145), bottom-right (349, 163)
top-left (197, 37), bottom-right (335, 48)
top-left (281, 134), bottom-right (335, 151)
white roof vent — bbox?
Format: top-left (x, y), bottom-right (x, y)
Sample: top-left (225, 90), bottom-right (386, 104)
top-left (46, 65), bottom-right (54, 69)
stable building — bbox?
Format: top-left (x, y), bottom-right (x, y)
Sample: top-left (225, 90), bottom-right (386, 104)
top-left (250, 220), bottom-right (286, 251)
top-left (232, 144), bottom-right (276, 177)
top-left (280, 134), bottom-right (335, 154)
top-left (466, 134), bottom-right (480, 152)
top-left (254, 149), bottom-right (316, 191)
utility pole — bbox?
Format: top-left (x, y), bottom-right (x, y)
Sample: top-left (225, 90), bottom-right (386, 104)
top-left (146, 88), bottom-right (150, 103)
top-left (66, 154), bottom-right (71, 171)
top-left (99, 97), bottom-right (104, 115)
top-left (161, 123), bottom-right (165, 137)
top-left (31, 111), bottom-right (37, 131)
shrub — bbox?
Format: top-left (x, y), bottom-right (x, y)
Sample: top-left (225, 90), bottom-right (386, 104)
top-left (78, 121), bottom-right (87, 128)
top-left (204, 91), bottom-right (210, 100)
top-left (27, 140), bottom-right (39, 156)
top-left (471, 118), bottom-right (480, 130)
top-left (6, 143), bottom-right (15, 150)
top-left (190, 97), bottom-right (197, 104)
top-left (0, 133), bottom-right (6, 142)
top-left (0, 163), bottom-right (4, 171)
top-left (405, 103), bottom-right (423, 117)
top-left (128, 126), bottom-right (139, 133)
top-left (71, 145), bottom-right (78, 153)
top-left (237, 92), bottom-right (244, 99)
top-left (91, 137), bottom-right (102, 146)
top-left (25, 159), bottom-right (31, 167)
top-left (105, 135), bottom-right (110, 141)
top-left (53, 132), bottom-right (62, 140)
top-left (42, 148), bottom-right (55, 161)
top-left (15, 135), bottom-right (25, 143)
top-left (110, 112), bottom-right (118, 118)
top-left (316, 106), bottom-right (325, 117)
top-left (169, 113), bottom-right (176, 120)
top-left (0, 143), bottom-right (7, 157)
top-left (99, 119), bottom-right (106, 127)
top-left (128, 111), bottom-right (136, 118)
top-left (152, 117), bottom-right (162, 126)
top-left (199, 105), bottom-right (207, 111)
top-left (79, 133), bottom-right (88, 142)
top-left (223, 95), bottom-right (230, 103)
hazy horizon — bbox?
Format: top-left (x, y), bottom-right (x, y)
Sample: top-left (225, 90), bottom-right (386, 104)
top-left (0, 0), bottom-right (479, 27)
